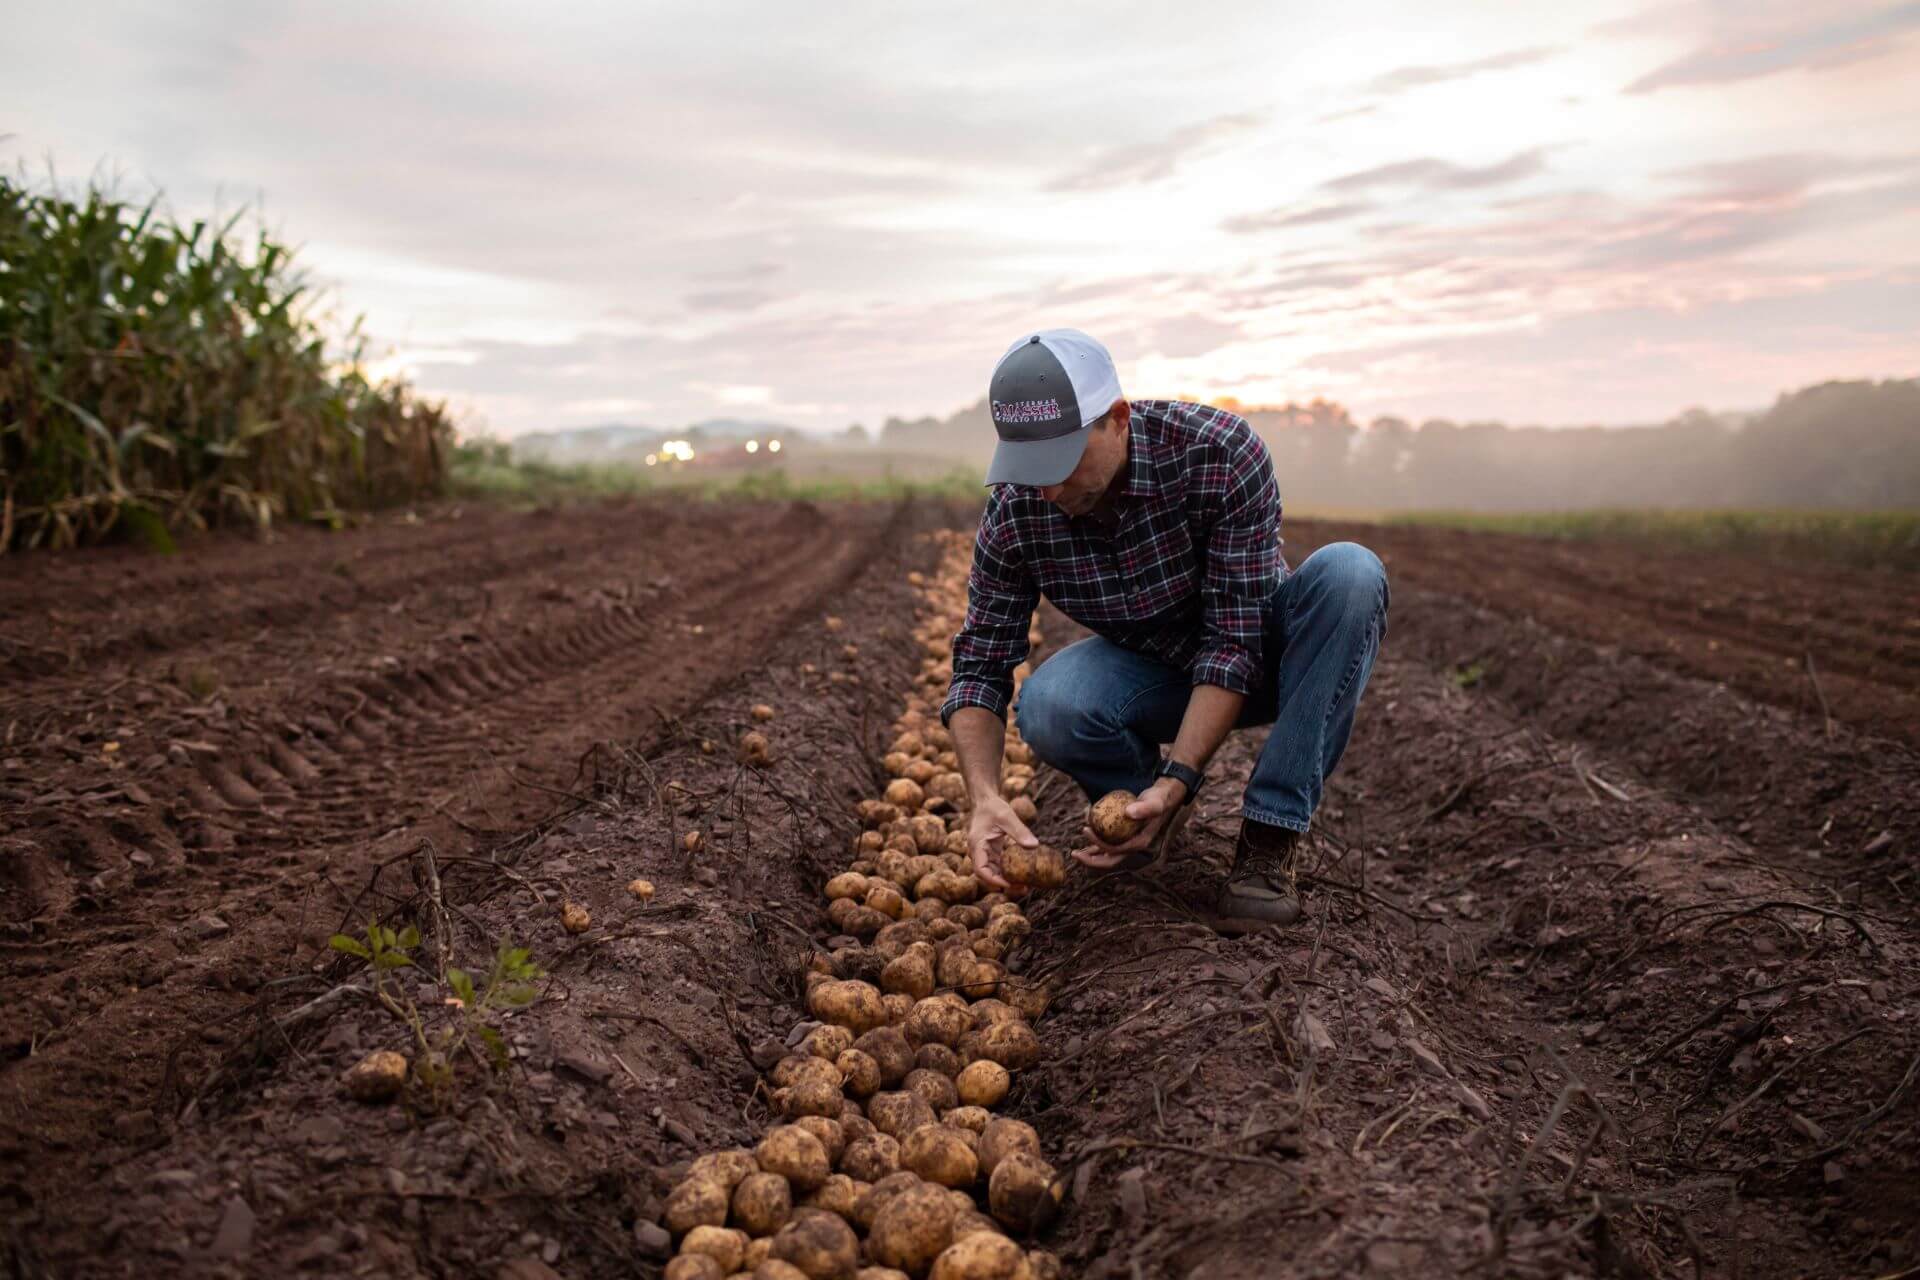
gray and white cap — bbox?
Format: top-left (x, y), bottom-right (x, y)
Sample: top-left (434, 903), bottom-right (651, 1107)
top-left (984, 328), bottom-right (1124, 486)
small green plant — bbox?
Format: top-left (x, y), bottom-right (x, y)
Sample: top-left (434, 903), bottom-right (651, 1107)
top-left (1450, 661), bottom-right (1487, 689)
top-left (330, 919), bottom-right (544, 1104)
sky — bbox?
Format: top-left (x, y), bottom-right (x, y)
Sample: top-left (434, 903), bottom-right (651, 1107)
top-left (5, 0), bottom-right (1919, 437)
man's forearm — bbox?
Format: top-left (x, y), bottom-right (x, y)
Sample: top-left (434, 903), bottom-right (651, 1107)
top-left (1168, 684), bottom-right (1243, 783)
top-left (948, 706), bottom-right (1009, 802)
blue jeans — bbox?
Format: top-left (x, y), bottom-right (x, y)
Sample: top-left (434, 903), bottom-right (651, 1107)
top-left (1013, 542), bottom-right (1389, 832)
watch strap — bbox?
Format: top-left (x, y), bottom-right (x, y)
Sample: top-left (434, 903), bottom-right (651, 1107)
top-left (1154, 758), bottom-right (1204, 804)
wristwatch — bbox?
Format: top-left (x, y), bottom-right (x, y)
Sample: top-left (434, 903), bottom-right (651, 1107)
top-left (1153, 757), bottom-right (1204, 805)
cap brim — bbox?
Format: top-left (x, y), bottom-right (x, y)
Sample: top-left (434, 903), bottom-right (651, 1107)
top-left (984, 428), bottom-right (1088, 487)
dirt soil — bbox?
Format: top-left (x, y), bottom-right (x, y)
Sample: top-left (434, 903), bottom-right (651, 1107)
top-left (3, 508), bottom-right (1916, 1278)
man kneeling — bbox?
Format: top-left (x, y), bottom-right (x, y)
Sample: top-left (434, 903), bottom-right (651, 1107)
top-left (944, 329), bottom-right (1389, 933)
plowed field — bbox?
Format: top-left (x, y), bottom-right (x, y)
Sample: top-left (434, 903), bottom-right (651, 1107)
top-left (2, 506), bottom-right (1914, 1278)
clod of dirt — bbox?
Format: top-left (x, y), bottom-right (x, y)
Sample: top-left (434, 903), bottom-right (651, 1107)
top-left (751, 704), bottom-right (776, 723)
top-left (626, 878), bottom-right (656, 902)
top-left (560, 901), bottom-right (592, 934)
top-left (341, 1050), bottom-right (408, 1103)
top-left (1088, 791), bottom-right (1139, 844)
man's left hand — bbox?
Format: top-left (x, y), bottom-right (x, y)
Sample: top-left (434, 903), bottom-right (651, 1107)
top-left (1071, 776), bottom-right (1187, 868)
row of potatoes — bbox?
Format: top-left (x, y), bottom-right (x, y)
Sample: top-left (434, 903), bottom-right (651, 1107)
top-left (660, 531), bottom-right (1065, 1280)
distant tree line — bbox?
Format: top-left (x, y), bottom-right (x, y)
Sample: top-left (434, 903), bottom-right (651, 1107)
top-left (878, 377), bottom-right (1919, 511)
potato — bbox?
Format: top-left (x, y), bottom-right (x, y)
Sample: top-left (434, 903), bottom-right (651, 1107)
top-left (969, 934), bottom-right (1005, 963)
top-left (806, 1025), bottom-right (855, 1061)
top-left (627, 877), bottom-right (657, 902)
top-left (942, 1105), bottom-right (991, 1135)
top-left (884, 779), bottom-right (925, 812)
top-left (865, 884), bottom-right (908, 920)
top-left (794, 1115), bottom-right (847, 1166)
top-left (904, 1068), bottom-right (960, 1114)
top-left (754, 1261), bottom-right (809, 1280)
top-left (773, 1054), bottom-right (843, 1092)
top-left (1088, 791), bottom-right (1138, 844)
top-left (867, 1179), bottom-right (959, 1275)
top-left (928, 772), bottom-right (968, 803)
top-left (342, 1049), bottom-right (408, 1102)
top-left (957, 959), bottom-right (1003, 1001)
top-left (665, 1255), bottom-right (724, 1280)
top-left (857, 1269), bottom-right (911, 1280)
top-left (929, 1232), bottom-right (1026, 1280)
top-left (962, 1020), bottom-right (1039, 1071)
top-left (756, 1125), bottom-right (831, 1193)
top-left (908, 760), bottom-right (941, 787)
top-left (946, 904), bottom-right (986, 930)
top-left (826, 873), bottom-right (870, 902)
top-left (800, 1173), bottom-right (860, 1220)
top-left (984, 914), bottom-right (1030, 948)
top-left (955, 1060), bottom-right (1010, 1109)
top-left (881, 947), bottom-right (935, 1000)
top-left (827, 901), bottom-right (891, 940)
top-left (1001, 979), bottom-right (1049, 1023)
top-left (667, 1177), bottom-right (732, 1235)
top-left (1027, 846), bottom-right (1066, 891)
top-left (835, 1049), bottom-right (882, 1098)
top-left (905, 997), bottom-right (970, 1049)
top-left (975, 1119), bottom-right (1041, 1179)
top-left (1024, 1250), bottom-right (1062, 1280)
top-left (923, 916), bottom-right (964, 941)
top-left (851, 1170), bottom-right (920, 1231)
top-left (915, 1043), bottom-right (963, 1076)
top-left (910, 814), bottom-right (948, 854)
top-left (884, 750), bottom-right (913, 776)
top-left (936, 946), bottom-right (979, 992)
top-left (968, 999), bottom-right (1019, 1029)
top-left (866, 1090), bottom-right (936, 1140)
top-left (856, 800), bottom-right (900, 828)
top-left (731, 1171), bottom-right (793, 1237)
top-left (999, 843), bottom-right (1037, 888)
top-left (884, 832), bottom-right (919, 856)
top-left (747, 1237), bottom-right (774, 1268)
top-left (682, 1225), bottom-right (750, 1273)
top-left (838, 1134), bottom-right (900, 1183)
top-left (689, 1149), bottom-right (759, 1193)
top-left (852, 1026), bottom-right (915, 1086)
top-left (949, 1211), bottom-right (1004, 1240)
top-left (987, 1152), bottom-right (1061, 1234)
top-left (810, 981), bottom-right (889, 1035)
top-left (1010, 796), bottom-right (1038, 824)
top-left (891, 731), bottom-right (926, 757)
top-left (901, 1126), bottom-right (979, 1189)
top-left (561, 901), bottom-right (592, 933)
top-left (943, 829), bottom-right (971, 856)
top-left (874, 920), bottom-right (928, 958)
top-left (739, 731), bottom-right (773, 766)
top-left (769, 1209), bottom-right (860, 1280)
top-left (841, 1113), bottom-right (877, 1145)
top-left (784, 1078), bottom-right (845, 1120)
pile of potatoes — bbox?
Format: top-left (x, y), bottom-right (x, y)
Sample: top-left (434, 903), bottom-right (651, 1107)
top-left (661, 533), bottom-right (1066, 1280)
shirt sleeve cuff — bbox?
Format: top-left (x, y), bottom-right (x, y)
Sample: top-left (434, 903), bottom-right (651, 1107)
top-left (941, 676), bottom-right (1012, 726)
top-left (1190, 647), bottom-right (1259, 696)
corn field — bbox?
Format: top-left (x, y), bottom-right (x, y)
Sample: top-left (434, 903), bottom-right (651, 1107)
top-left (0, 174), bottom-right (452, 552)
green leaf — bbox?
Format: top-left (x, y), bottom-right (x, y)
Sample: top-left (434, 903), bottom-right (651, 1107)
top-left (502, 984), bottom-right (538, 1007)
top-left (397, 924), bottom-right (420, 950)
top-left (329, 933), bottom-right (370, 959)
top-left (373, 952), bottom-right (414, 971)
top-left (448, 968), bottom-right (476, 1007)
top-left (476, 1025), bottom-right (509, 1071)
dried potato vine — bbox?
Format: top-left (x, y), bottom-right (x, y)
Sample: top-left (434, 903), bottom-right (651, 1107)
top-left (662, 532), bottom-right (1065, 1280)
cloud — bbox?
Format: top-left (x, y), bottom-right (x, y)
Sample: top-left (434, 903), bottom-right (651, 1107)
top-left (1324, 147), bottom-right (1550, 193)
top-left (1366, 45), bottom-right (1561, 94)
top-left (1046, 111), bottom-right (1266, 192)
top-left (683, 288), bottom-right (780, 312)
top-left (1222, 201), bottom-right (1373, 234)
top-left (1627, 2), bottom-right (1920, 93)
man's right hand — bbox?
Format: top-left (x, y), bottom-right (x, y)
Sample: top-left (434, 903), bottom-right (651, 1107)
top-left (968, 794), bottom-right (1039, 893)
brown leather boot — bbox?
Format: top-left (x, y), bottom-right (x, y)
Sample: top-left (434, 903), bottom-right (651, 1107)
top-left (1214, 819), bottom-right (1303, 933)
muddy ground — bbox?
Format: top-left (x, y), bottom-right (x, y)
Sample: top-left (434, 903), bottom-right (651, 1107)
top-left (2, 506), bottom-right (1915, 1278)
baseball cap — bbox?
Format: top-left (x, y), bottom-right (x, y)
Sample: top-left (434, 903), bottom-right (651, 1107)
top-left (984, 328), bottom-right (1124, 486)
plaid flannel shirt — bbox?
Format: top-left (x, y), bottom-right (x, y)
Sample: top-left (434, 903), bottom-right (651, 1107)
top-left (942, 399), bottom-right (1285, 725)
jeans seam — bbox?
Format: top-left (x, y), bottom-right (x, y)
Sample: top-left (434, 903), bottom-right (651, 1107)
top-left (1115, 677), bottom-right (1189, 724)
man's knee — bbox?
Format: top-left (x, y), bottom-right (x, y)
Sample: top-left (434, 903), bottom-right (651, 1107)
top-left (1310, 541), bottom-right (1389, 615)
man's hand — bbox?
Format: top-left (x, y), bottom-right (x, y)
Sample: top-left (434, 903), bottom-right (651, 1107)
top-left (968, 793), bottom-right (1040, 892)
top-left (1072, 776), bottom-right (1187, 868)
